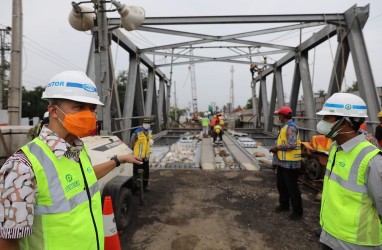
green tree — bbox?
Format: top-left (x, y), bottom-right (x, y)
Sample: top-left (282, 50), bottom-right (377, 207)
top-left (346, 81), bottom-right (358, 93)
top-left (115, 69), bottom-right (148, 113)
top-left (22, 86), bottom-right (47, 120)
top-left (246, 98), bottom-right (253, 109)
top-left (315, 89), bottom-right (326, 97)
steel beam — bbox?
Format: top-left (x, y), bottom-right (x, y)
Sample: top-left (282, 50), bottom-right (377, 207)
top-left (108, 47), bottom-right (122, 133)
top-left (254, 24), bottom-right (338, 81)
top-left (327, 32), bottom-right (350, 96)
top-left (344, 5), bottom-right (380, 124)
top-left (165, 82), bottom-right (171, 127)
top-left (275, 69), bottom-right (285, 107)
top-left (145, 68), bottom-right (155, 116)
top-left (157, 78), bottom-right (165, 131)
top-left (122, 53), bottom-right (139, 142)
top-left (260, 78), bottom-right (270, 131)
top-left (111, 30), bottom-right (168, 80)
top-left (299, 53), bottom-right (316, 138)
top-left (289, 60), bottom-right (301, 114)
top-left (150, 77), bottom-right (160, 133)
top-left (251, 80), bottom-right (258, 128)
top-left (157, 58), bottom-right (270, 68)
top-left (94, 1), bottom-right (112, 132)
top-left (110, 14), bottom-right (345, 26)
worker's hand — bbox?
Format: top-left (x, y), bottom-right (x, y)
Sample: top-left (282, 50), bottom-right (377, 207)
top-left (269, 146), bottom-right (278, 153)
top-left (120, 154), bottom-right (143, 165)
top-left (149, 139), bottom-right (154, 146)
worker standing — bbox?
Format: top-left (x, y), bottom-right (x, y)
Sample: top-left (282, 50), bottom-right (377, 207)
top-left (317, 93), bottom-right (382, 249)
top-left (0, 71), bottom-right (142, 250)
top-left (209, 114), bottom-right (220, 136)
top-left (375, 111), bottom-right (382, 147)
top-left (269, 106), bottom-right (303, 220)
top-left (131, 117), bottom-right (153, 192)
top-left (201, 112), bottom-right (210, 138)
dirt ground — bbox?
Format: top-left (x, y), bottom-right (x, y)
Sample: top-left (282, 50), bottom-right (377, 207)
top-left (121, 168), bottom-right (323, 250)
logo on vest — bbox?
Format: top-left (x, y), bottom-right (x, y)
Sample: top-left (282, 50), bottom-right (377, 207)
top-left (65, 174), bottom-right (80, 192)
top-left (87, 167), bottom-right (93, 173)
top-left (65, 174), bottom-right (73, 182)
top-left (339, 162), bottom-right (345, 167)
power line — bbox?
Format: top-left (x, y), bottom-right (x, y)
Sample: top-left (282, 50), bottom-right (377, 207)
top-left (23, 35), bottom-right (84, 70)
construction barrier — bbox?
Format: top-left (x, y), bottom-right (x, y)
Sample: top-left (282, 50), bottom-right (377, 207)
top-left (103, 196), bottom-right (121, 250)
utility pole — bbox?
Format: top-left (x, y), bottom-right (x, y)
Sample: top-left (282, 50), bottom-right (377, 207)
top-left (188, 47), bottom-right (198, 120)
top-left (229, 65), bottom-right (234, 113)
top-left (173, 81), bottom-right (177, 122)
top-left (0, 27), bottom-right (11, 110)
top-left (8, 0), bottom-right (23, 125)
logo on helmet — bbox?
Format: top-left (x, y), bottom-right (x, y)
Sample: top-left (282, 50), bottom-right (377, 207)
top-left (47, 81), bottom-right (65, 87)
top-left (83, 84), bottom-right (97, 92)
top-left (344, 104), bottom-right (352, 110)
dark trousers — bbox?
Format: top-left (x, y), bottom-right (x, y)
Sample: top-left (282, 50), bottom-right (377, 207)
top-left (212, 132), bottom-right (223, 142)
top-left (133, 159), bottom-right (149, 189)
top-left (276, 166), bottom-right (303, 216)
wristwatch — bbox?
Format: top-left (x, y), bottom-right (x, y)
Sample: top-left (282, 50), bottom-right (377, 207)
top-left (111, 155), bottom-right (121, 167)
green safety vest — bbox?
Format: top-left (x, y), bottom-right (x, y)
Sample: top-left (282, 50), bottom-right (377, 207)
top-left (19, 138), bottom-right (104, 250)
top-left (202, 117), bottom-right (209, 127)
top-left (320, 141), bottom-right (382, 246)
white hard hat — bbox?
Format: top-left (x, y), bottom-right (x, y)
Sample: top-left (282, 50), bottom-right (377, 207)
top-left (42, 71), bottom-right (104, 106)
top-left (316, 92), bottom-right (367, 118)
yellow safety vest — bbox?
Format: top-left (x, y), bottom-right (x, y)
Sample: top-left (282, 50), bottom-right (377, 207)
top-left (20, 138), bottom-right (104, 249)
top-left (276, 122), bottom-right (301, 161)
top-left (320, 141), bottom-right (382, 246)
top-left (133, 130), bottom-right (152, 159)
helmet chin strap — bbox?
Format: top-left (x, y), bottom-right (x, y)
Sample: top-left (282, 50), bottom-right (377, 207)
top-left (326, 117), bottom-right (346, 138)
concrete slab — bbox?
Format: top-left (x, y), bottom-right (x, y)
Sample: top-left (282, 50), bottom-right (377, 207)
top-left (200, 138), bottom-right (216, 170)
top-left (223, 136), bottom-right (260, 171)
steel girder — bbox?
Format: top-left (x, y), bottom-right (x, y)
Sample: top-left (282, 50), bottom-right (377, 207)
top-left (88, 4), bottom-right (376, 136)
top-left (252, 5), bottom-right (377, 134)
top-left (344, 5), bottom-right (380, 127)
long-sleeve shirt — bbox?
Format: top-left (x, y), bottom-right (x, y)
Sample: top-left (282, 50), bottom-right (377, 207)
top-left (0, 125), bottom-right (84, 239)
top-left (320, 134), bottom-right (382, 249)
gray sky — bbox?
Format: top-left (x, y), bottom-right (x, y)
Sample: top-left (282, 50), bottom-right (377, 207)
top-left (1, 0), bottom-right (382, 111)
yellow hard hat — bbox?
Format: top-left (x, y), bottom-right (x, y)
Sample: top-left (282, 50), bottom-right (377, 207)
top-left (215, 128), bottom-right (221, 134)
top-left (378, 111), bottom-right (382, 118)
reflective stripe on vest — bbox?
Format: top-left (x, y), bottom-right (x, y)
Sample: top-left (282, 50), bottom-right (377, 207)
top-left (27, 142), bottom-right (100, 214)
top-left (20, 138), bottom-right (104, 250)
top-left (324, 145), bottom-right (377, 193)
top-left (320, 142), bottom-right (382, 246)
top-left (133, 131), bottom-right (152, 158)
top-left (276, 122), bottom-right (301, 161)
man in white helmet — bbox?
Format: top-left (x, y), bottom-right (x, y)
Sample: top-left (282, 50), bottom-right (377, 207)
top-left (0, 71), bottom-right (142, 250)
top-left (317, 92), bottom-right (382, 250)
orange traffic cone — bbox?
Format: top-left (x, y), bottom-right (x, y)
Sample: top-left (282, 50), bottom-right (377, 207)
top-left (103, 196), bottom-right (121, 250)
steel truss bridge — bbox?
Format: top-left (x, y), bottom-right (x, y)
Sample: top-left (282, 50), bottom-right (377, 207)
top-left (85, 3), bottom-right (378, 141)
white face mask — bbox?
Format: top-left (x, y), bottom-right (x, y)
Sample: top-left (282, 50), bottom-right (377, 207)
top-left (316, 120), bottom-right (339, 138)
top-left (143, 123), bottom-right (151, 130)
